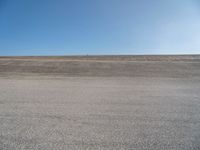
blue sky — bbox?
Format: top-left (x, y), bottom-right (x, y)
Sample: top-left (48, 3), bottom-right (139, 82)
top-left (0, 0), bottom-right (200, 55)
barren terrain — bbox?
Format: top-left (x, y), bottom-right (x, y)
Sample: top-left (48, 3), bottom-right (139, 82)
top-left (0, 55), bottom-right (200, 150)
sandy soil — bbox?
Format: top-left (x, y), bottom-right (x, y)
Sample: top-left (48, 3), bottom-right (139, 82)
top-left (0, 56), bottom-right (200, 150)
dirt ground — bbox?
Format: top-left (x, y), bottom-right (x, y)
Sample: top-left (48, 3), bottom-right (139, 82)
top-left (0, 56), bottom-right (200, 150)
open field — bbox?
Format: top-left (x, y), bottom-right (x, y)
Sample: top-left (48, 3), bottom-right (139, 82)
top-left (0, 55), bottom-right (200, 150)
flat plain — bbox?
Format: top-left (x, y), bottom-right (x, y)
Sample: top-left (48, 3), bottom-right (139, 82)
top-left (0, 55), bottom-right (200, 150)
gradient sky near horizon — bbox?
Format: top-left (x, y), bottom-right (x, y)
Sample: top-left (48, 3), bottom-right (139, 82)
top-left (0, 0), bottom-right (200, 55)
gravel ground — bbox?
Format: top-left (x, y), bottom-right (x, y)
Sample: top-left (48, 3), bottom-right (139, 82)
top-left (0, 56), bottom-right (200, 150)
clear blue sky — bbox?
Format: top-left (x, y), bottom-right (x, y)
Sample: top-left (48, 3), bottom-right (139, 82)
top-left (0, 0), bottom-right (200, 55)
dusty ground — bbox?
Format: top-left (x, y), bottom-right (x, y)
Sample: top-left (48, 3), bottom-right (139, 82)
top-left (0, 56), bottom-right (200, 150)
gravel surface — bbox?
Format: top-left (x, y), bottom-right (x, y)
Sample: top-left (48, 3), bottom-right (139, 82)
top-left (0, 56), bottom-right (200, 150)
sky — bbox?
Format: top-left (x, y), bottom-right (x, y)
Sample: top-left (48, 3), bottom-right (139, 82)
top-left (0, 0), bottom-right (200, 55)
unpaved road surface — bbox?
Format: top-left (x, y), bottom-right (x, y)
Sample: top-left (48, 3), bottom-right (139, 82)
top-left (0, 56), bottom-right (200, 150)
